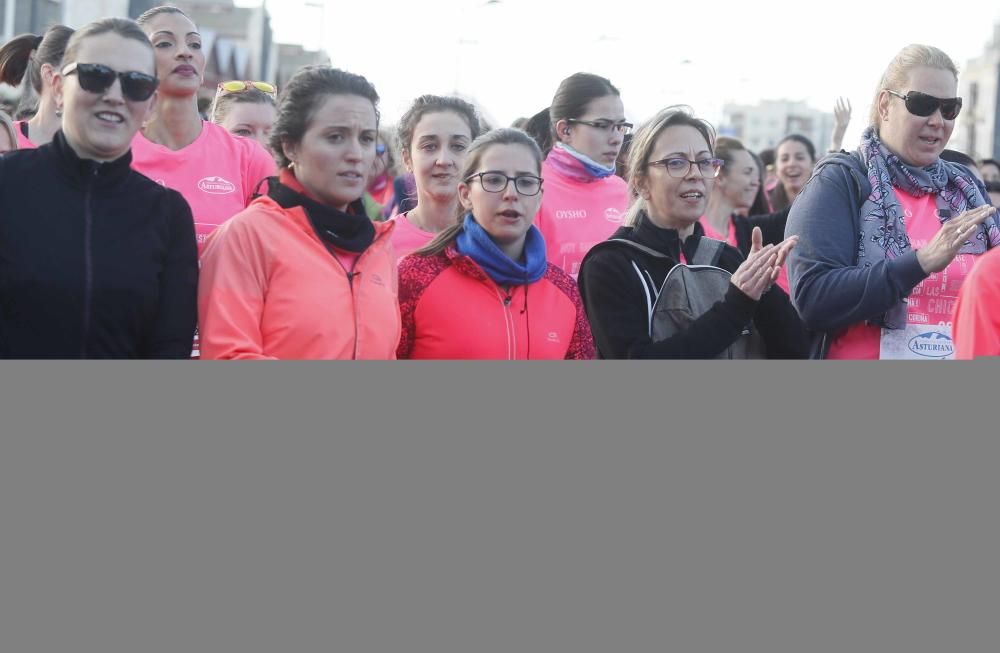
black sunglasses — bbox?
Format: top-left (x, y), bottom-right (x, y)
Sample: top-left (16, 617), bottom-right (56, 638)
top-left (886, 89), bottom-right (962, 121)
top-left (62, 62), bottom-right (159, 102)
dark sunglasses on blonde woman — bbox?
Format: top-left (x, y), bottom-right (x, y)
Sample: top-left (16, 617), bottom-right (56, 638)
top-left (218, 80), bottom-right (277, 97)
top-left (61, 63), bottom-right (159, 102)
top-left (885, 90), bottom-right (962, 120)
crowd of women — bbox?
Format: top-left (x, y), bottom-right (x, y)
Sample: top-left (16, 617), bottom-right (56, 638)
top-left (0, 7), bottom-right (998, 360)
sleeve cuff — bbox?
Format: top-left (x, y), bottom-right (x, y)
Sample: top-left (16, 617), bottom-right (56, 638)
top-left (888, 250), bottom-right (930, 295)
top-left (724, 283), bottom-right (759, 320)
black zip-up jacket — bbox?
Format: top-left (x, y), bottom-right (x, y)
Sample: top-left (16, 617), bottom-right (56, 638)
top-left (577, 212), bottom-right (809, 359)
top-left (0, 132), bottom-right (198, 358)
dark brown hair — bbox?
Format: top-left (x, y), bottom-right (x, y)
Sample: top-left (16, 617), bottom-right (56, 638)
top-left (396, 95), bottom-right (481, 157)
top-left (269, 65), bottom-right (379, 169)
top-left (135, 5), bottom-right (191, 26)
top-left (0, 25), bottom-right (74, 117)
top-left (549, 72), bottom-right (620, 151)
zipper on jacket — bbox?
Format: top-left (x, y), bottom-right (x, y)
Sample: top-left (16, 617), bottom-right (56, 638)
top-left (324, 228), bottom-right (391, 360)
top-left (80, 167), bottom-right (98, 358)
top-left (348, 271), bottom-right (360, 360)
top-left (494, 286), bottom-right (516, 360)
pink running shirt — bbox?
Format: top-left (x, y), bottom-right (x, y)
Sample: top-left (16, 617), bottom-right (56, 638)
top-left (12, 121), bottom-right (37, 150)
top-left (827, 190), bottom-right (976, 359)
top-left (535, 157), bottom-right (629, 280)
top-left (130, 121), bottom-right (276, 251)
top-left (388, 212), bottom-right (438, 261)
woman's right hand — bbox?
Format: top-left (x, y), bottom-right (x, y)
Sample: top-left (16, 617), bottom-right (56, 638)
top-left (731, 227), bottom-right (798, 301)
top-left (916, 205), bottom-right (996, 274)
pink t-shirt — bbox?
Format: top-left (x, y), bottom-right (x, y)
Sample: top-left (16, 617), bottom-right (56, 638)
top-left (389, 212), bottom-right (438, 261)
top-left (699, 216), bottom-right (737, 246)
top-left (12, 121), bottom-right (37, 150)
top-left (130, 121), bottom-right (276, 251)
top-left (535, 158), bottom-right (629, 279)
top-left (828, 190), bottom-right (976, 359)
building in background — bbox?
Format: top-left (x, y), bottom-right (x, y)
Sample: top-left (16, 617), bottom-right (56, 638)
top-left (953, 22), bottom-right (1000, 161)
top-left (720, 100), bottom-right (834, 154)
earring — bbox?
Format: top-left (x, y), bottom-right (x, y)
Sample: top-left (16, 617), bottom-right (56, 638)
top-left (55, 107), bottom-right (63, 118)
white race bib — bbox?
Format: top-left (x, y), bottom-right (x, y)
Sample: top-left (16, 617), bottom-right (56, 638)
top-left (879, 324), bottom-right (955, 360)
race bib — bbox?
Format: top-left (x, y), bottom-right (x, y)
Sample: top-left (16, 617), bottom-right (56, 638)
top-left (879, 324), bottom-right (955, 360)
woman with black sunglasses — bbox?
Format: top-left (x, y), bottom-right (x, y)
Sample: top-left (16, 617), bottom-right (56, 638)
top-left (786, 44), bottom-right (1000, 360)
top-left (0, 18), bottom-right (198, 358)
top-left (133, 6), bottom-right (276, 254)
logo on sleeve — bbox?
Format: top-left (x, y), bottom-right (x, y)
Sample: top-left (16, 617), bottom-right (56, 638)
top-left (198, 176), bottom-right (237, 195)
top-left (605, 207), bottom-right (623, 223)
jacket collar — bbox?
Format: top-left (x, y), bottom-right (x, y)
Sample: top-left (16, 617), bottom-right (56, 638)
top-left (46, 130), bottom-right (133, 187)
top-left (268, 169), bottom-right (376, 253)
top-left (631, 210), bottom-right (706, 259)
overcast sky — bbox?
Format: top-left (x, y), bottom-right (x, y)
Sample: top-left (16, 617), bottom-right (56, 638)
top-left (240, 0), bottom-right (1000, 148)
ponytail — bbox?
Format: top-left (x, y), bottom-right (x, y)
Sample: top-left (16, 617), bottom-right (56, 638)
top-left (0, 33), bottom-right (45, 88)
top-left (0, 26), bottom-right (74, 119)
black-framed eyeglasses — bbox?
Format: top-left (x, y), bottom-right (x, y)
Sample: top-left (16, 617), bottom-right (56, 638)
top-left (566, 118), bottom-right (633, 135)
top-left (885, 89), bottom-right (962, 121)
top-left (647, 157), bottom-right (724, 179)
top-left (465, 171), bottom-right (543, 196)
top-left (61, 62), bottom-right (159, 102)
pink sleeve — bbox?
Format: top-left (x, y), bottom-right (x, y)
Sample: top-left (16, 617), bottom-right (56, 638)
top-left (198, 214), bottom-right (277, 360)
top-left (243, 140), bottom-right (278, 206)
top-left (953, 252), bottom-right (1000, 359)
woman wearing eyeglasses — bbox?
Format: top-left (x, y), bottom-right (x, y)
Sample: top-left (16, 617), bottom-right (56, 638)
top-left (532, 73), bottom-right (631, 279)
top-left (209, 80), bottom-right (277, 148)
top-left (0, 18), bottom-right (197, 358)
top-left (132, 6), bottom-right (276, 252)
top-left (786, 44), bottom-right (1000, 360)
top-left (577, 107), bottom-right (807, 359)
top-left (396, 128), bottom-right (595, 360)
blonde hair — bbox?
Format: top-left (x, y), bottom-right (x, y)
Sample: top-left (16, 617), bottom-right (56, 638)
top-left (869, 44), bottom-right (959, 133)
top-left (623, 106), bottom-right (716, 227)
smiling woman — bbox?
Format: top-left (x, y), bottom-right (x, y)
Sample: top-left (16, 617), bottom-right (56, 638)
top-left (0, 18), bottom-right (198, 358)
top-left (197, 66), bottom-right (401, 360)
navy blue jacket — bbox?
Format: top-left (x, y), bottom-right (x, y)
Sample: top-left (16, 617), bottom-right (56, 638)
top-left (784, 152), bottom-right (929, 356)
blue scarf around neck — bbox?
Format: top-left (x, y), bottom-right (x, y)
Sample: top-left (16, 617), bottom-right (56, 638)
top-left (454, 214), bottom-right (548, 286)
